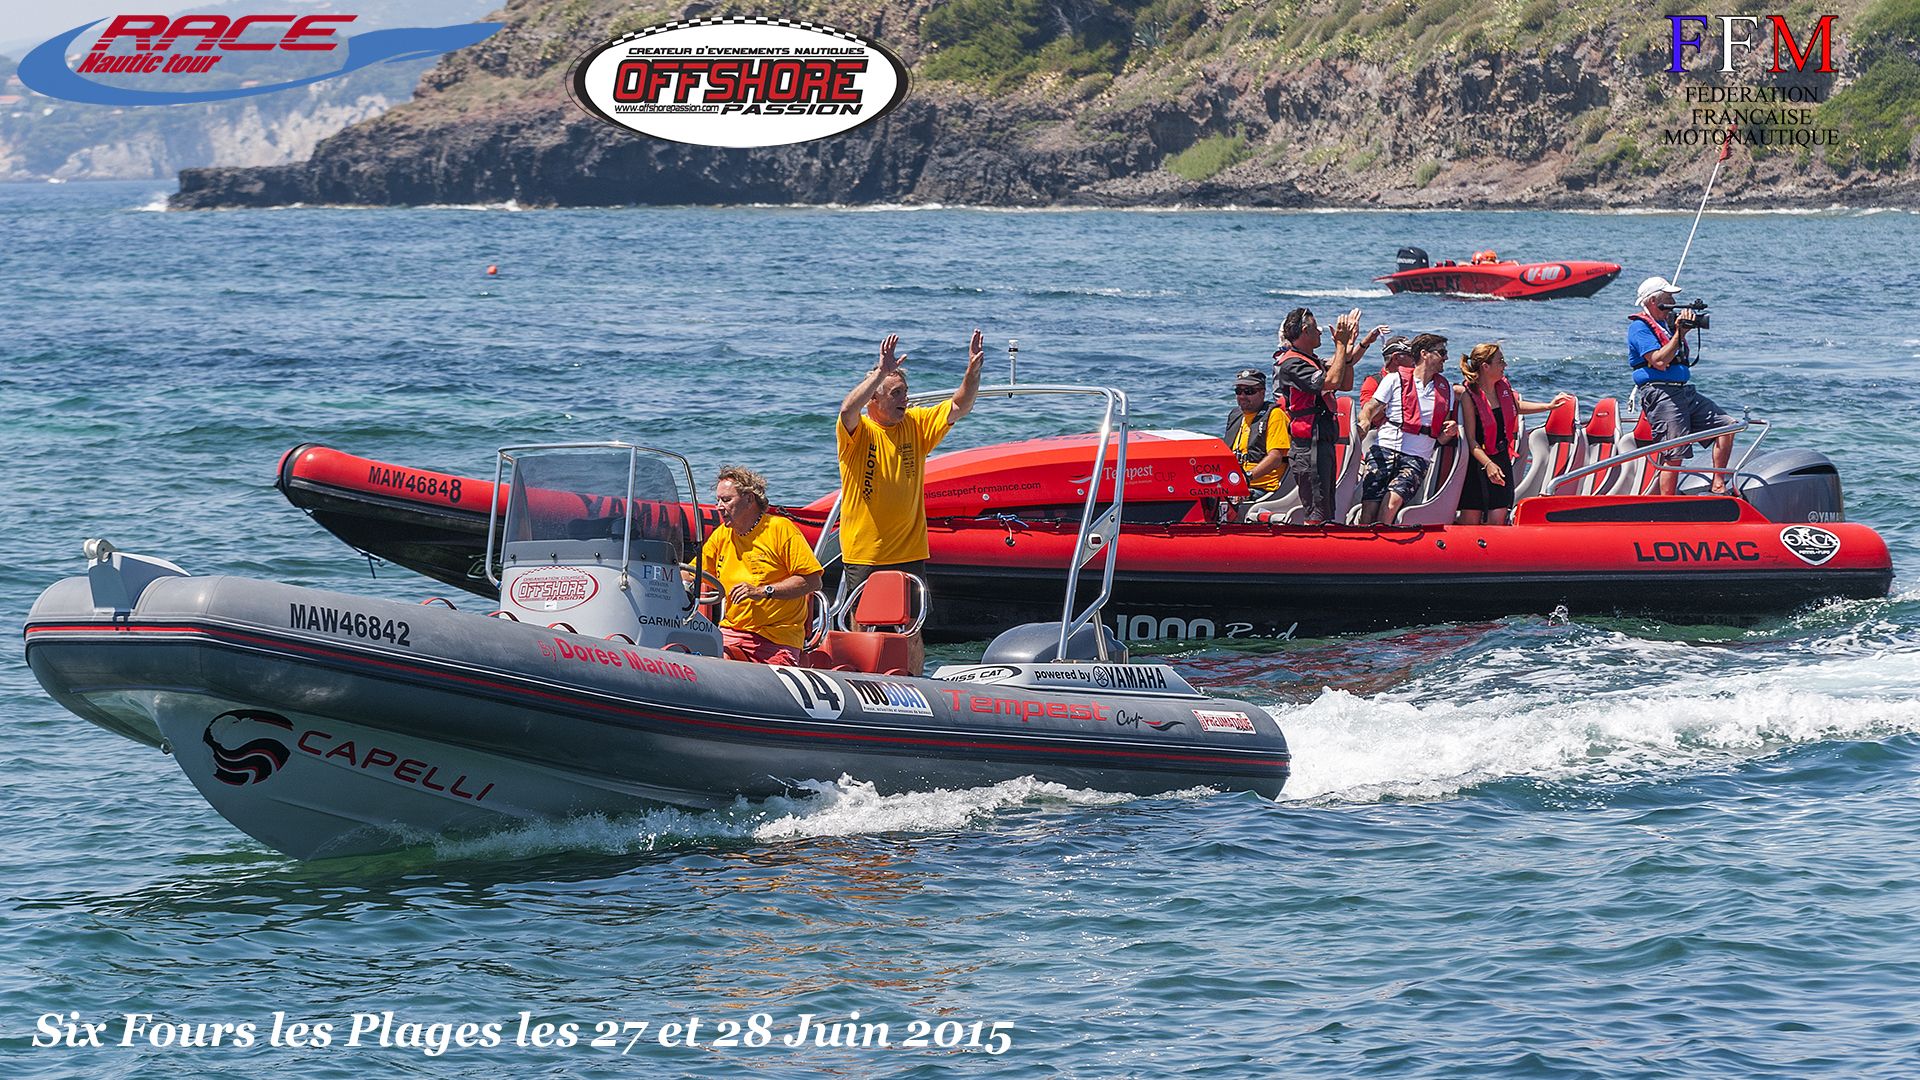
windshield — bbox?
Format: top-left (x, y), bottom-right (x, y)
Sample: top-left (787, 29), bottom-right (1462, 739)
top-left (503, 448), bottom-right (697, 563)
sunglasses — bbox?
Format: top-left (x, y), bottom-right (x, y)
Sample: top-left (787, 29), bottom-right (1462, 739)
top-left (1234, 387), bottom-right (1263, 395)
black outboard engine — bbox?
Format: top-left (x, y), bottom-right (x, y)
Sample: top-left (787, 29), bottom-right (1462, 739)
top-left (1726, 449), bottom-right (1846, 523)
top-left (1397, 246), bottom-right (1430, 271)
top-left (981, 621), bottom-right (1129, 664)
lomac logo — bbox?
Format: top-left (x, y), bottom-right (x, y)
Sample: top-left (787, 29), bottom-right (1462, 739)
top-left (568, 17), bottom-right (909, 148)
top-left (1668, 14), bottom-right (1837, 72)
top-left (18, 14), bottom-right (502, 105)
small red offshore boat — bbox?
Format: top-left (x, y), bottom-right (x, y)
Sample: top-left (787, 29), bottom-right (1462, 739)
top-left (276, 391), bottom-right (1891, 644)
top-left (1376, 247), bottom-right (1621, 300)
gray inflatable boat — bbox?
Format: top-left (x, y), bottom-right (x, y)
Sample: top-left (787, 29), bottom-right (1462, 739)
top-left (24, 387), bottom-right (1289, 859)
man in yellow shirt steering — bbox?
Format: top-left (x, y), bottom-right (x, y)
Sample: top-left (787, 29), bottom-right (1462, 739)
top-left (700, 466), bottom-right (824, 665)
top-left (835, 329), bottom-right (986, 605)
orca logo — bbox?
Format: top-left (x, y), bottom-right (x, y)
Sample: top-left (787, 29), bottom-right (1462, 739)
top-left (568, 17), bottom-right (908, 148)
top-left (203, 709), bottom-right (293, 787)
top-left (1780, 525), bottom-right (1840, 566)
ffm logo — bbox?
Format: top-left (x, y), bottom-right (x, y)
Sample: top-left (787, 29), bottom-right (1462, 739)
top-left (1668, 15), bottom-right (1837, 73)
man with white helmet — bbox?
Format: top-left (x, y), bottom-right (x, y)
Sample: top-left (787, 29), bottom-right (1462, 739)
top-left (1629, 275), bottom-right (1735, 495)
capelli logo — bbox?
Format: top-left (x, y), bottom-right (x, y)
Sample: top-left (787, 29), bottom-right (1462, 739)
top-left (18, 14), bottom-right (502, 106)
top-left (203, 709), bottom-right (294, 787)
top-left (568, 17), bottom-right (908, 148)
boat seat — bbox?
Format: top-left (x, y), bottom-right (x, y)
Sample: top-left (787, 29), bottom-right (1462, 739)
top-left (1511, 396), bottom-right (1584, 501)
top-left (1331, 395), bottom-right (1369, 523)
top-left (1394, 391), bottom-right (1470, 525)
top-left (819, 571), bottom-right (926, 676)
top-left (1598, 414), bottom-right (1656, 495)
top-left (1338, 424), bottom-right (1379, 524)
top-left (1333, 395), bottom-right (1355, 482)
top-left (1574, 398), bottom-right (1621, 496)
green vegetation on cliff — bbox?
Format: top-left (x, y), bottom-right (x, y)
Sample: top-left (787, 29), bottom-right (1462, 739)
top-left (1820, 0), bottom-right (1920, 168)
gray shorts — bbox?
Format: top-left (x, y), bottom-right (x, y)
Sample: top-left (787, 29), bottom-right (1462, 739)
top-left (1641, 383), bottom-right (1734, 462)
top-left (1360, 446), bottom-right (1429, 502)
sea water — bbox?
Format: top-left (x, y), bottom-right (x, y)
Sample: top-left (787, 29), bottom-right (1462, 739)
top-left (2, 181), bottom-right (1918, 1076)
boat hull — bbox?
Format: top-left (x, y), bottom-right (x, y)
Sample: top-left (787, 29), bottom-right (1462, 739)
top-left (922, 525), bottom-right (1893, 641)
top-left (276, 445), bottom-right (1894, 642)
top-left (1376, 261), bottom-right (1621, 300)
top-left (26, 574), bottom-right (1290, 858)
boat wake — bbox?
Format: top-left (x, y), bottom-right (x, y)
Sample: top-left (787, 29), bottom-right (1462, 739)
top-left (1265, 286), bottom-right (1392, 299)
top-left (432, 776), bottom-right (1141, 861)
top-left (1276, 646), bottom-right (1920, 803)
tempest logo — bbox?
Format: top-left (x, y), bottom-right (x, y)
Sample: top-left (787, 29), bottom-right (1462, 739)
top-left (569, 17), bottom-right (908, 148)
top-left (19, 14), bottom-right (502, 105)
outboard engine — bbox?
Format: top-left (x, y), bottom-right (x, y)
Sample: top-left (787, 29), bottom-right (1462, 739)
top-left (981, 621), bottom-right (1128, 665)
top-left (492, 445), bottom-right (722, 654)
top-left (1730, 448), bottom-right (1847, 523)
top-left (1397, 246), bottom-right (1430, 271)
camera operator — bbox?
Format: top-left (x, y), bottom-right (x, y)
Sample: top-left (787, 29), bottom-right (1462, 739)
top-left (1628, 276), bottom-right (1736, 495)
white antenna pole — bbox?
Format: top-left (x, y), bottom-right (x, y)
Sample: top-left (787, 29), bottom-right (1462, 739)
top-left (1673, 124), bottom-right (1737, 286)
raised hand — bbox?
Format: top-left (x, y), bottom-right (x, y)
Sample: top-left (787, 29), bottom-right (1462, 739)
top-left (1332, 309), bottom-right (1360, 345)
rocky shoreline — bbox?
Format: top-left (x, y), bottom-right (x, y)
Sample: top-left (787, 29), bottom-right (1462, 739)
top-left (168, 6), bottom-right (1920, 212)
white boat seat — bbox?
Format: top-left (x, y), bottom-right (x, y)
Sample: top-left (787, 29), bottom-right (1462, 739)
top-left (1334, 419), bottom-right (1375, 523)
top-left (1394, 391), bottom-right (1470, 525)
top-left (1511, 396), bottom-right (1585, 501)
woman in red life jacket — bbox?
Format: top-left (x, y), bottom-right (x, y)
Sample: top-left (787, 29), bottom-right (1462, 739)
top-left (1455, 343), bottom-right (1571, 525)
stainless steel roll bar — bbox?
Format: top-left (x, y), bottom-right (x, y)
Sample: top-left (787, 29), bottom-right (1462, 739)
top-left (813, 383), bottom-right (1130, 661)
top-left (1546, 414), bottom-right (1768, 496)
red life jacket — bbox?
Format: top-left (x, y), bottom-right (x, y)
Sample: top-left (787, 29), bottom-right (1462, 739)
top-left (1467, 378), bottom-right (1519, 455)
top-left (1393, 370), bottom-right (1453, 439)
top-left (1275, 348), bottom-right (1336, 441)
top-left (1628, 311), bottom-right (1689, 376)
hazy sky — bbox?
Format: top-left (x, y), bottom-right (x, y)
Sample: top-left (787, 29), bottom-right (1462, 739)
top-left (0, 4), bottom-right (199, 57)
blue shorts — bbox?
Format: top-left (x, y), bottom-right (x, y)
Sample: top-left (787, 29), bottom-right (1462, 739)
top-left (1641, 384), bottom-right (1734, 462)
top-left (1360, 445), bottom-right (1429, 503)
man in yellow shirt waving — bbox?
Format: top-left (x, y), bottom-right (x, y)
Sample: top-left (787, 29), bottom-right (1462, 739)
top-left (836, 329), bottom-right (986, 603)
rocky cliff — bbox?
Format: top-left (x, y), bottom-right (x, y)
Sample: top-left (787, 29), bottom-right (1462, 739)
top-left (171, 0), bottom-right (1920, 208)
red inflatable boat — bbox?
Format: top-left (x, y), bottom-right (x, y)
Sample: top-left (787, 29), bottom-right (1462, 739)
top-left (1377, 247), bottom-right (1621, 300)
top-left (276, 396), bottom-right (1891, 643)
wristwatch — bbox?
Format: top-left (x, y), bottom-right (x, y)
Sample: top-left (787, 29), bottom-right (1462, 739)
top-left (761, 585), bottom-right (775, 599)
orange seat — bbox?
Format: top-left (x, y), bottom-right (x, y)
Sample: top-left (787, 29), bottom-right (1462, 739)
top-left (817, 571), bottom-right (925, 676)
top-left (849, 571), bottom-right (915, 629)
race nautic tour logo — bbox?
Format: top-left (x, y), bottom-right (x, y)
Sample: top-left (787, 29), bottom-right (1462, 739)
top-left (17, 14), bottom-right (503, 106)
top-left (568, 17), bottom-right (909, 148)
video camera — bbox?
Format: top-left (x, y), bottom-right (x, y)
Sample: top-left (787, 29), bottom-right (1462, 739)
top-left (1662, 298), bottom-right (1710, 331)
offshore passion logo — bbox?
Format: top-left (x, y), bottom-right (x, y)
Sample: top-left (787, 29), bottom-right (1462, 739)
top-left (568, 17), bottom-right (908, 148)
